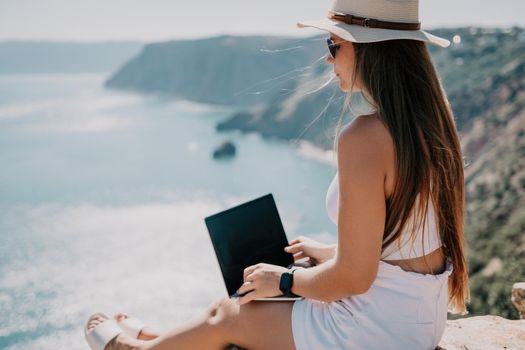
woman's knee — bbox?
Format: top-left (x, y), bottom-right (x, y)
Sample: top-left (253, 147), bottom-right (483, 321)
top-left (205, 296), bottom-right (241, 333)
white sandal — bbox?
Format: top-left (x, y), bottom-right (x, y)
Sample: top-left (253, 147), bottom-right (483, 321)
top-left (117, 316), bottom-right (147, 339)
top-left (84, 313), bottom-right (123, 350)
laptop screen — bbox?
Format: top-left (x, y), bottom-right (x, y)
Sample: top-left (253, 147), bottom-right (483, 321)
top-left (204, 193), bottom-right (294, 296)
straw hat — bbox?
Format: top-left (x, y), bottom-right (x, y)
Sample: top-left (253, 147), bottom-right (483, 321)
top-left (297, 0), bottom-right (450, 48)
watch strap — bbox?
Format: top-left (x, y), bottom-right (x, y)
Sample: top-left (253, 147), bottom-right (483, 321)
top-left (280, 268), bottom-right (300, 297)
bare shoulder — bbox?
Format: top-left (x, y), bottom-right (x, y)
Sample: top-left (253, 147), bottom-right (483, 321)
top-left (337, 113), bottom-right (394, 165)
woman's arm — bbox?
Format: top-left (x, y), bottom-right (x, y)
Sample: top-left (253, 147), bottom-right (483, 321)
top-left (291, 117), bottom-right (390, 302)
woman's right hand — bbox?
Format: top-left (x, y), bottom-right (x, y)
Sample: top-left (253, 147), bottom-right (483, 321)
top-left (284, 236), bottom-right (336, 266)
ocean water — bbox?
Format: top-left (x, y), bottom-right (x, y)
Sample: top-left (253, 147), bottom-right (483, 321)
top-left (0, 74), bottom-right (337, 349)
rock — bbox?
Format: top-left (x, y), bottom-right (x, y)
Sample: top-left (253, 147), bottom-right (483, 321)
top-left (512, 282), bottom-right (525, 319)
top-left (213, 141), bottom-right (236, 159)
top-left (437, 315), bottom-right (525, 350)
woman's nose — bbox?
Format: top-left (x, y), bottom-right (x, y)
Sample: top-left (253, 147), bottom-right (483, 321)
top-left (326, 54), bottom-right (334, 64)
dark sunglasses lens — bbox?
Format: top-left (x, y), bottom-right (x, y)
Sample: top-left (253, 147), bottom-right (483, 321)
top-left (326, 38), bottom-right (337, 58)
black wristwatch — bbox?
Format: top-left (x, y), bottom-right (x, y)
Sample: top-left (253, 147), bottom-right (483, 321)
top-left (279, 268), bottom-right (300, 297)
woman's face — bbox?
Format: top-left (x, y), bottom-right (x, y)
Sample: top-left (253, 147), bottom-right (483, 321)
top-left (326, 33), bottom-right (361, 93)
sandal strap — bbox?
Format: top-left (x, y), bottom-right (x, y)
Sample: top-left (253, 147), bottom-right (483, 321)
top-left (119, 317), bottom-right (146, 339)
top-left (85, 317), bottom-right (122, 350)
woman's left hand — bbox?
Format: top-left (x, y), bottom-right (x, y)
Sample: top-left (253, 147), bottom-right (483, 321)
top-left (235, 263), bottom-right (289, 305)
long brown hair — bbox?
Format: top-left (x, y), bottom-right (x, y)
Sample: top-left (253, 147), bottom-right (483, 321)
top-left (333, 39), bottom-right (469, 314)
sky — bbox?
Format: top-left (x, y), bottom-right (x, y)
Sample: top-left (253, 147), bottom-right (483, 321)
top-left (0, 0), bottom-right (523, 42)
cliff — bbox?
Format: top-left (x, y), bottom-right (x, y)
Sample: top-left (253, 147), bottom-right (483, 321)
top-left (105, 35), bottom-right (327, 107)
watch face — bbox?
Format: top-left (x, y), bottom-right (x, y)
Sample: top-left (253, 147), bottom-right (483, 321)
top-left (280, 272), bottom-right (293, 292)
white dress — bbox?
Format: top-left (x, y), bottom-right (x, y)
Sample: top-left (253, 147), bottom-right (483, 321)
top-left (291, 171), bottom-right (452, 350)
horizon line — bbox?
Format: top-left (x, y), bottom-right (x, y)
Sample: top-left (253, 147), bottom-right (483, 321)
top-left (0, 24), bottom-right (523, 44)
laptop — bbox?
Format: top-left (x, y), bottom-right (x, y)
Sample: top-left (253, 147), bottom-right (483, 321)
top-left (204, 193), bottom-right (310, 301)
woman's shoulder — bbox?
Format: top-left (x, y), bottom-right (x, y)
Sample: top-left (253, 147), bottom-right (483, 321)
top-left (337, 112), bottom-right (397, 198)
top-left (338, 113), bottom-right (394, 154)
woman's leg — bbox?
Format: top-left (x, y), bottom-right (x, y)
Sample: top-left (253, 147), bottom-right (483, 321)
top-left (144, 297), bottom-right (296, 350)
top-left (119, 297), bottom-right (297, 350)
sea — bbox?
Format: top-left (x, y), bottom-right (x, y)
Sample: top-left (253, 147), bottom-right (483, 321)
top-left (0, 73), bottom-right (338, 349)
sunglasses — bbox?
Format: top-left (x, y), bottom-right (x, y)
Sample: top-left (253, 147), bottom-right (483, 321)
top-left (326, 38), bottom-right (341, 59)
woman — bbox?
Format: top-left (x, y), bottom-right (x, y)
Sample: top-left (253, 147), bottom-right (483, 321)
top-left (85, 0), bottom-right (469, 349)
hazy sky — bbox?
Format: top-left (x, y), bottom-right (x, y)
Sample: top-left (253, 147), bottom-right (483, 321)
top-left (1, 0), bottom-right (523, 42)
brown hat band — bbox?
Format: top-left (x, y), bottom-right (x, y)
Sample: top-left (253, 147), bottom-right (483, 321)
top-left (328, 11), bottom-right (421, 31)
